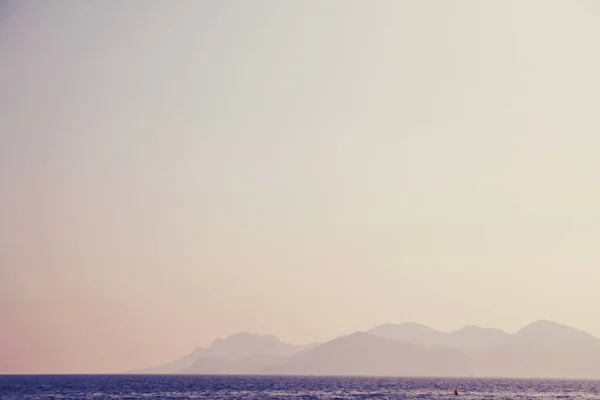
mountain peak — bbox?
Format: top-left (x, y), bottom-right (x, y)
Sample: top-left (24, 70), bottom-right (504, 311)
top-left (454, 324), bottom-right (508, 334)
top-left (367, 322), bottom-right (446, 349)
top-left (524, 319), bottom-right (558, 326)
top-left (347, 330), bottom-right (369, 336)
top-left (326, 331), bottom-right (375, 345)
top-left (224, 331), bottom-right (279, 340)
top-left (456, 324), bottom-right (482, 331)
top-left (210, 332), bottom-right (280, 347)
top-left (517, 319), bottom-right (573, 334)
top-left (401, 321), bottom-right (439, 329)
top-left (514, 320), bottom-right (599, 344)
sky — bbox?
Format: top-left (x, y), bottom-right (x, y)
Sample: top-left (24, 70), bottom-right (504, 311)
top-left (1, 0), bottom-right (600, 374)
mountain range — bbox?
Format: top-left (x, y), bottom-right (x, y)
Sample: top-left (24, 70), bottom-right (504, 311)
top-left (132, 320), bottom-right (600, 379)
top-left (133, 332), bottom-right (317, 374)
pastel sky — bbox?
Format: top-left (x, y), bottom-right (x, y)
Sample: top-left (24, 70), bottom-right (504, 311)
top-left (1, 0), bottom-right (600, 374)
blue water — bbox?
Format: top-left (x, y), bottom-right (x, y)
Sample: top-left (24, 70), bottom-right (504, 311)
top-left (1, 375), bottom-right (599, 400)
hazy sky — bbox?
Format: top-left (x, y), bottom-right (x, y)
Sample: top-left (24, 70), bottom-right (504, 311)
top-left (1, 0), bottom-right (600, 374)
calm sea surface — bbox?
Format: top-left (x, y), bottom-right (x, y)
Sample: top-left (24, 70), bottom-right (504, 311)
top-left (1, 375), bottom-right (599, 400)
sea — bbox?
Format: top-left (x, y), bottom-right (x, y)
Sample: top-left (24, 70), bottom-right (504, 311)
top-left (0, 375), bottom-right (599, 400)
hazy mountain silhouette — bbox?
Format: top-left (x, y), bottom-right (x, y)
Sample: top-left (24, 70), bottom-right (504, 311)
top-left (447, 325), bottom-right (511, 353)
top-left (368, 322), bottom-right (447, 348)
top-left (268, 331), bottom-right (472, 377)
top-left (131, 347), bottom-right (206, 374)
top-left (133, 320), bottom-right (600, 378)
top-left (132, 332), bottom-right (315, 374)
top-left (474, 320), bottom-right (600, 379)
top-left (185, 354), bottom-right (287, 375)
top-left (206, 332), bottom-right (314, 359)
top-left (368, 322), bottom-right (509, 354)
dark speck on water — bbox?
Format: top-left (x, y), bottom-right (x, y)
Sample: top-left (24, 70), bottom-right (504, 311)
top-left (1, 375), bottom-right (599, 400)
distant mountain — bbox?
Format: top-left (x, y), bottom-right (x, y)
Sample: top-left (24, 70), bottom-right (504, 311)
top-left (268, 331), bottom-right (473, 377)
top-left (368, 322), bottom-right (509, 353)
top-left (206, 332), bottom-right (314, 359)
top-left (447, 325), bottom-right (511, 353)
top-left (132, 332), bottom-right (315, 374)
top-left (474, 320), bottom-right (600, 379)
top-left (130, 347), bottom-right (206, 374)
top-left (132, 320), bottom-right (600, 379)
top-left (368, 322), bottom-right (447, 349)
top-left (185, 354), bottom-right (287, 375)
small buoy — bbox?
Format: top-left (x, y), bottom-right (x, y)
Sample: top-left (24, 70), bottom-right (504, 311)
top-left (454, 389), bottom-right (459, 396)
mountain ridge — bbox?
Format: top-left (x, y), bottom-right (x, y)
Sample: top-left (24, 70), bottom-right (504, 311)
top-left (367, 322), bottom-right (511, 353)
top-left (130, 332), bottom-right (317, 374)
top-left (131, 320), bottom-right (600, 379)
top-left (268, 331), bottom-right (472, 377)
top-left (473, 320), bottom-right (600, 379)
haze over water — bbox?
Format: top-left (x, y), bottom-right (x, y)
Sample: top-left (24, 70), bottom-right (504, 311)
top-left (1, 0), bottom-right (600, 375)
